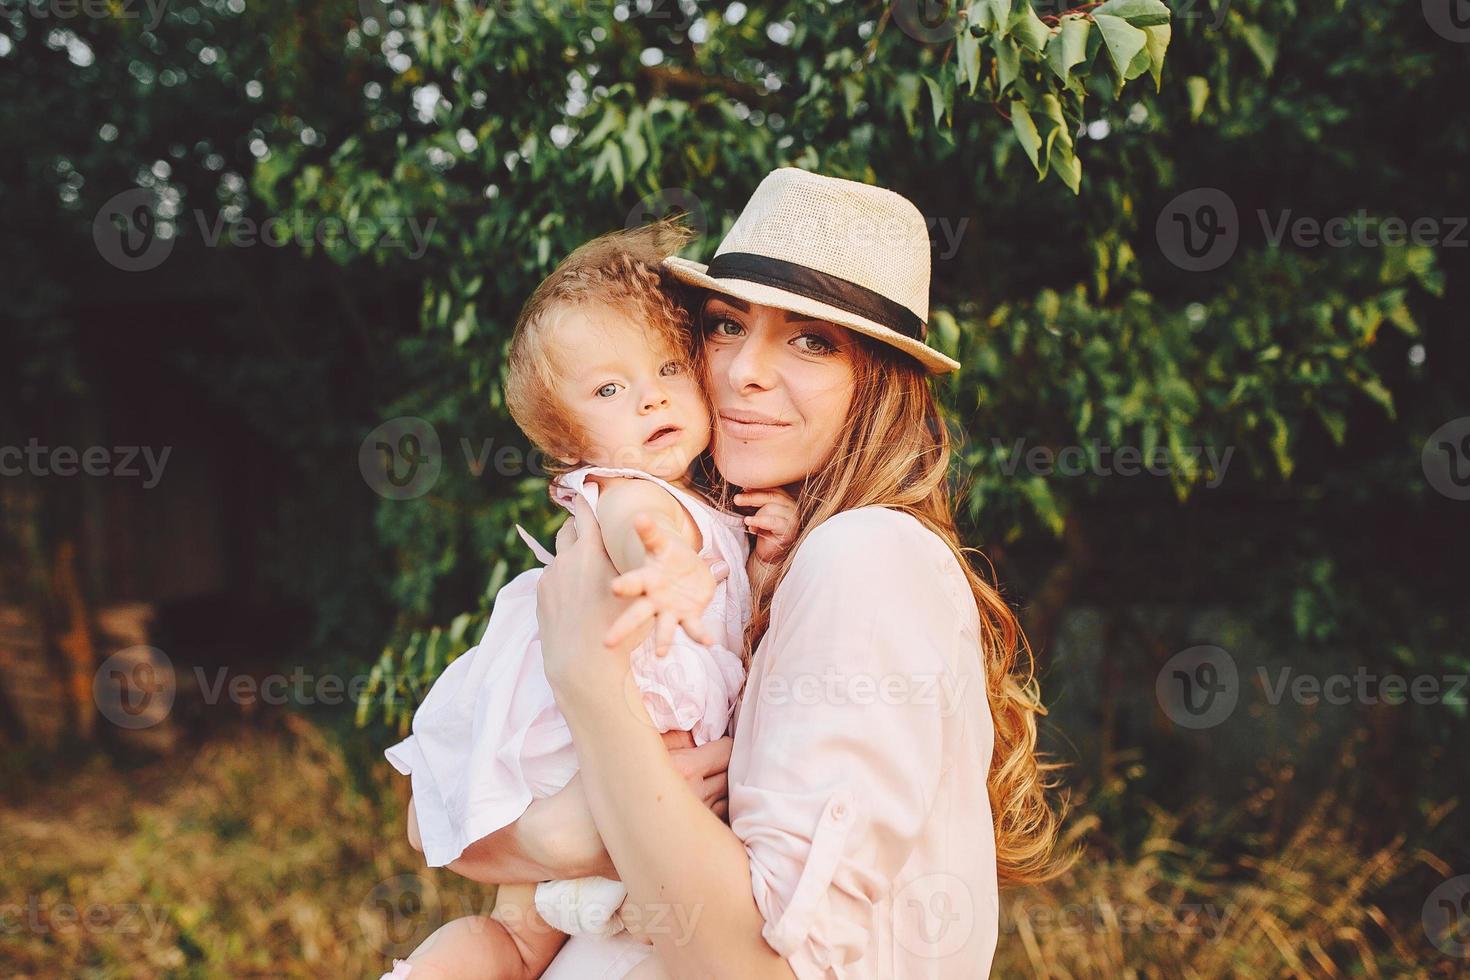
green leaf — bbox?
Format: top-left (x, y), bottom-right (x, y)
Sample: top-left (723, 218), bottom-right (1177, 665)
top-left (958, 31), bottom-right (982, 95)
top-left (1239, 22), bottom-right (1278, 75)
top-left (1049, 139), bottom-right (1082, 193)
top-left (1358, 377), bottom-right (1396, 417)
top-left (995, 37), bottom-right (1021, 91)
top-left (1125, 41), bottom-right (1153, 80)
top-left (896, 73), bottom-right (921, 131)
top-left (1093, 13), bottom-right (1148, 77)
top-left (1045, 16), bottom-right (1091, 83)
top-left (1009, 4), bottom-right (1050, 53)
top-left (1142, 23), bottom-right (1170, 90)
top-left (987, 0), bottom-right (1011, 38)
top-left (1010, 99), bottom-right (1043, 175)
top-left (1094, 0), bottom-right (1171, 27)
top-left (924, 75), bottom-right (949, 127)
top-left (1186, 75), bottom-right (1210, 121)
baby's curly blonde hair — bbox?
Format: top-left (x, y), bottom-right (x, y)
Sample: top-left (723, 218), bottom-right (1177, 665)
top-left (505, 220), bottom-right (696, 471)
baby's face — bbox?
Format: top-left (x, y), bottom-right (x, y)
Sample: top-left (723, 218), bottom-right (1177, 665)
top-left (548, 301), bottom-right (710, 482)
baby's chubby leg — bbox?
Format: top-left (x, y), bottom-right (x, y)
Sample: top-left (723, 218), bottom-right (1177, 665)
top-left (383, 884), bottom-right (566, 980)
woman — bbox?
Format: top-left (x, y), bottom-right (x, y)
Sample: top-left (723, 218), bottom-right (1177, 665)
top-left (454, 169), bottom-right (1063, 978)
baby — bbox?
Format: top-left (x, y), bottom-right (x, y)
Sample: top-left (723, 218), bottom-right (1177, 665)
top-left (379, 223), bottom-right (797, 980)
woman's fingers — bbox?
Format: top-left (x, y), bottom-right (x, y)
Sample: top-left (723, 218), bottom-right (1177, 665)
top-left (553, 514), bottom-right (579, 554)
top-left (687, 735), bottom-right (733, 777)
top-left (706, 557), bottom-right (730, 583)
top-left (732, 490), bottom-right (792, 508)
top-left (700, 771), bottom-right (729, 807)
top-left (660, 729), bottom-right (696, 751)
top-left (571, 493), bottom-right (600, 535)
top-left (604, 598), bottom-right (656, 647)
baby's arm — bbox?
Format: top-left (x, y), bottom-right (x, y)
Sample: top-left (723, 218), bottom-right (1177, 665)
top-left (592, 477), bottom-right (702, 575)
top-left (591, 478), bottom-right (716, 654)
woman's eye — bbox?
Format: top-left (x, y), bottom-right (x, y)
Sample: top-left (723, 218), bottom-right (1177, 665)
top-left (595, 382), bottom-right (623, 398)
top-left (659, 360), bottom-right (684, 377)
top-left (708, 316), bottom-right (744, 338)
top-left (794, 333), bottom-right (836, 355)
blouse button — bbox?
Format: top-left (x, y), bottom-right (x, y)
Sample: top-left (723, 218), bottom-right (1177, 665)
top-left (829, 800), bottom-right (848, 822)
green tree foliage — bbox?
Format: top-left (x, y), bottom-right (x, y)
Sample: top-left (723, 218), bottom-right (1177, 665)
top-left (2, 0), bottom-right (1466, 856)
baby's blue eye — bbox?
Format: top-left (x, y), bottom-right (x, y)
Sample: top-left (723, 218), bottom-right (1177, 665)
top-left (596, 382), bottom-right (623, 398)
top-left (659, 360), bottom-right (684, 377)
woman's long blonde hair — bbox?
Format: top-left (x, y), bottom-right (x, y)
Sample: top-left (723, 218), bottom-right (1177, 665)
top-left (694, 316), bottom-right (1071, 886)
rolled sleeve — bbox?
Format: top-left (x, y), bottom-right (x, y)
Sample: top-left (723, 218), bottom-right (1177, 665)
top-left (730, 509), bottom-right (966, 977)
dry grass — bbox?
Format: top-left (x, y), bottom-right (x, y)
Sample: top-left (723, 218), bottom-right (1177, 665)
top-left (0, 715), bottom-right (489, 979)
top-left (1, 717), bottom-right (1460, 977)
top-left (992, 797), bottom-right (1460, 978)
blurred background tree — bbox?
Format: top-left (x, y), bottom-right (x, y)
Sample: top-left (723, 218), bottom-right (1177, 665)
top-left (2, 0), bottom-right (1468, 974)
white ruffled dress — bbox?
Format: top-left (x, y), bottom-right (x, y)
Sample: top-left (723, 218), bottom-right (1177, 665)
top-left (384, 466), bottom-right (750, 935)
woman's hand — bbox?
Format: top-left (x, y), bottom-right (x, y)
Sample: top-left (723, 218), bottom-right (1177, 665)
top-left (661, 730), bottom-right (733, 822)
top-left (536, 495), bottom-right (640, 698)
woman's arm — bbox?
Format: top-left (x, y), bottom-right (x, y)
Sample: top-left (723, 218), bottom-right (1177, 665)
top-left (441, 773), bottom-right (614, 884)
top-left (437, 732), bottom-right (733, 885)
top-left (542, 502), bottom-right (963, 977)
top-left (537, 496), bottom-right (795, 978)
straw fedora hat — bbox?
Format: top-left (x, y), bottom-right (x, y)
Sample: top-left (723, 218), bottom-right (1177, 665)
top-left (663, 168), bottom-right (960, 374)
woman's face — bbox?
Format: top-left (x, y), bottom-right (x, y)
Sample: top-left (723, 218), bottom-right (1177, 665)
top-left (699, 294), bottom-right (859, 491)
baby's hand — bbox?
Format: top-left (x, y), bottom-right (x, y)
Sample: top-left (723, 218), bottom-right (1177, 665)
top-left (733, 488), bottom-right (800, 567)
top-left (605, 514), bottom-right (717, 655)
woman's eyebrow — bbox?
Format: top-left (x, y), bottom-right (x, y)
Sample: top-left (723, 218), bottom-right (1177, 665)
top-left (705, 296), bottom-right (750, 314)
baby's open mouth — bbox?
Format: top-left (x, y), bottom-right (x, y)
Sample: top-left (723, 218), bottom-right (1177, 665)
top-left (645, 425), bottom-right (681, 446)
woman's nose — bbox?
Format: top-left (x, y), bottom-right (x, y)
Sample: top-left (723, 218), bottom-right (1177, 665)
top-left (726, 335), bottom-right (777, 392)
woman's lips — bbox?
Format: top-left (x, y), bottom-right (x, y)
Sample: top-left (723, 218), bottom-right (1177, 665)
top-left (718, 411), bottom-right (791, 440)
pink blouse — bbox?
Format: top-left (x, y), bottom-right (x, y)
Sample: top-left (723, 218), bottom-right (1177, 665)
top-left (544, 507), bottom-right (999, 979)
